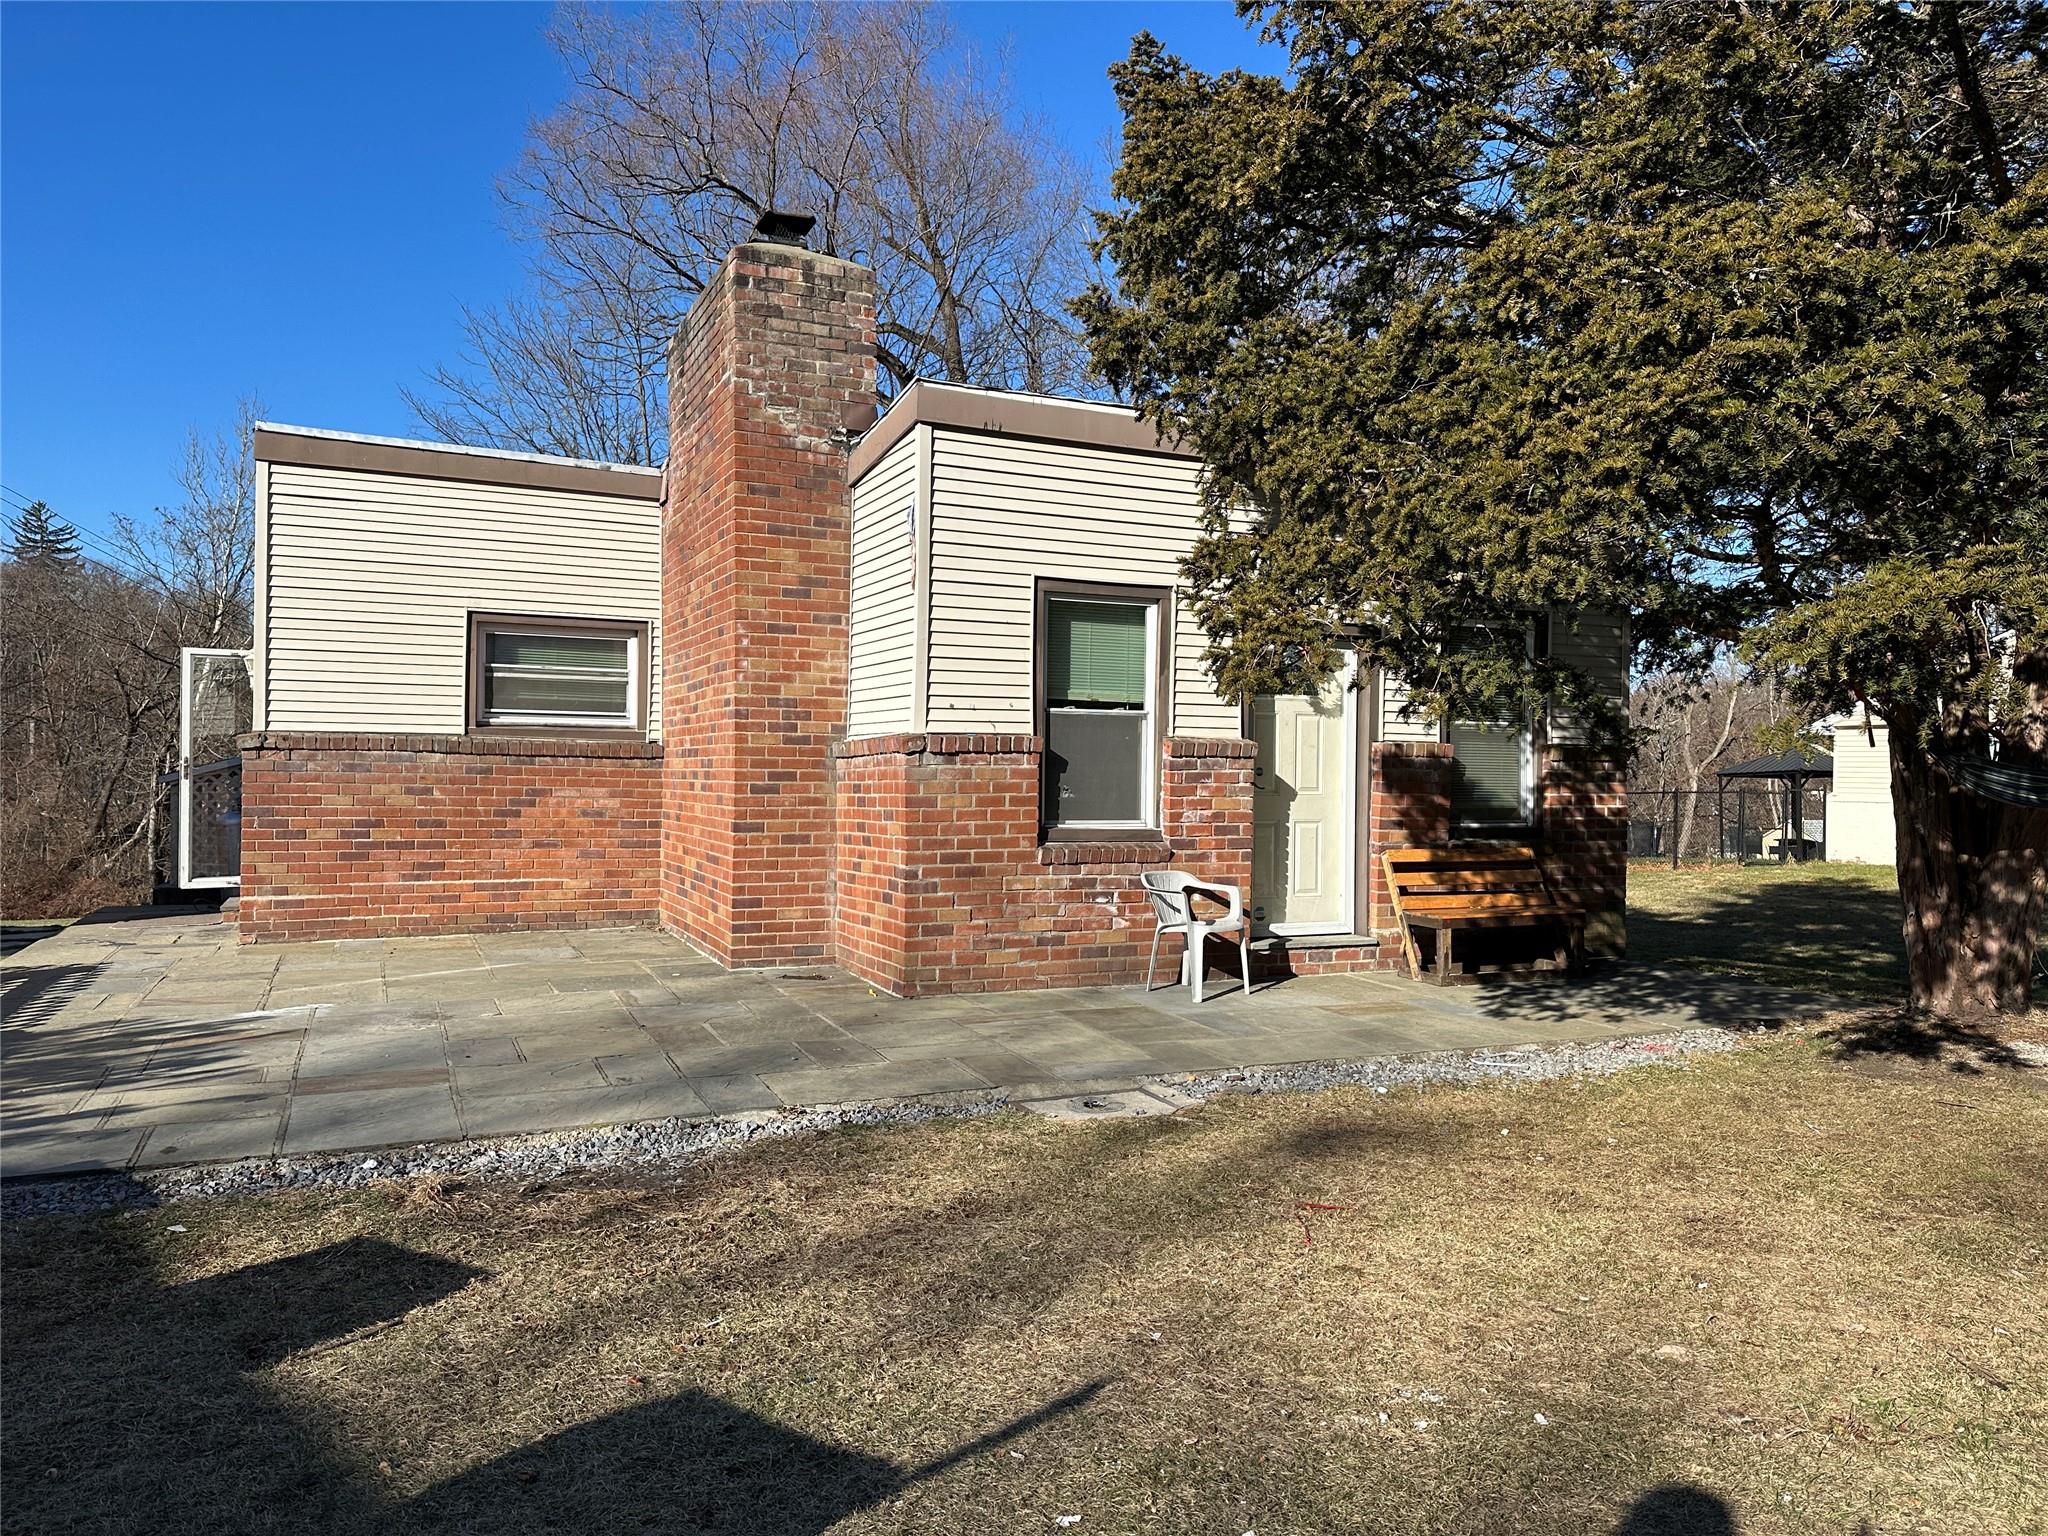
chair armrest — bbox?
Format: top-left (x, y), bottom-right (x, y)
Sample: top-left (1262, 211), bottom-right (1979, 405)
top-left (1187, 879), bottom-right (1244, 927)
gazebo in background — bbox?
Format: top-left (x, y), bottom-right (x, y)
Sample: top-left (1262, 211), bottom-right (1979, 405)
top-left (1715, 749), bottom-right (1834, 861)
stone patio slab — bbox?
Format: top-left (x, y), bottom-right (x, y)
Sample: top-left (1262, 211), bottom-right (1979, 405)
top-left (512, 1026), bottom-right (653, 1064)
top-left (456, 1081), bottom-right (711, 1139)
top-left (759, 1058), bottom-right (993, 1105)
top-left (596, 1052), bottom-right (682, 1086)
top-left (1, 1129), bottom-right (149, 1178)
top-left (663, 1040), bottom-right (809, 1079)
top-left (685, 1074), bottom-right (785, 1113)
top-left (454, 1059), bottom-right (610, 1098)
top-left (446, 1036), bottom-right (523, 1069)
top-left (282, 1085), bottom-right (461, 1154)
top-left (135, 1113), bottom-right (284, 1167)
top-left (297, 1031), bottom-right (448, 1079)
top-left (3, 913), bottom-right (1848, 1174)
top-left (793, 1036), bottom-right (889, 1067)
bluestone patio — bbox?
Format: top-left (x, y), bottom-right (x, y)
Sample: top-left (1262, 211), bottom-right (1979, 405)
top-left (0, 911), bottom-right (1836, 1178)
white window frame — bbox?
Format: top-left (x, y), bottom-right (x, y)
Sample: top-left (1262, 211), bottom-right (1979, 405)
top-left (1443, 621), bottom-right (1538, 833)
top-left (470, 614), bottom-right (647, 735)
top-left (179, 646), bottom-right (252, 890)
top-left (1039, 588), bottom-right (1163, 833)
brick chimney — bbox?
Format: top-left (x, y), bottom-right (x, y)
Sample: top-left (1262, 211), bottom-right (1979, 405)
top-left (661, 224), bottom-right (877, 966)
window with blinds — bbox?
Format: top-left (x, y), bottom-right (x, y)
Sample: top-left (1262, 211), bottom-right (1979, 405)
top-left (1446, 717), bottom-right (1531, 826)
top-left (474, 618), bottom-right (642, 731)
top-left (1042, 595), bottom-right (1156, 828)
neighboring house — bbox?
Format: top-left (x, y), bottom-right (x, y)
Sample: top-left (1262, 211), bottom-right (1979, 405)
top-left (1826, 712), bottom-right (1897, 864)
top-left (237, 222), bottom-right (1628, 995)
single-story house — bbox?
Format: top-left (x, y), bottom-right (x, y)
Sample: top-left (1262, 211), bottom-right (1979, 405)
top-left (237, 222), bottom-right (1627, 995)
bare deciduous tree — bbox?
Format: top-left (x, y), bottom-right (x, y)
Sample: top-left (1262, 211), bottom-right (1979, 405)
top-left (413, 0), bottom-right (1094, 463)
top-left (1631, 661), bottom-right (1781, 856)
top-left (1, 404), bottom-right (258, 915)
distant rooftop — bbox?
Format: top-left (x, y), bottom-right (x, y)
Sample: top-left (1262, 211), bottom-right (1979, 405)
top-left (1717, 749), bottom-right (1833, 780)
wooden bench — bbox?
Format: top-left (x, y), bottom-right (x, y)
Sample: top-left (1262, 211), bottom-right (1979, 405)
top-left (1381, 845), bottom-right (1584, 985)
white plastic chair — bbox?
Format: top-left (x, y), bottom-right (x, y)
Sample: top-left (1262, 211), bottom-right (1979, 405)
top-left (1140, 870), bottom-right (1252, 1003)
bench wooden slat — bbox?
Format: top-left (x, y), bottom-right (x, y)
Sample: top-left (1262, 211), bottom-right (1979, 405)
top-left (1392, 872), bottom-right (1551, 894)
top-left (1384, 845), bottom-right (1537, 866)
top-left (1380, 843), bottom-right (1584, 984)
top-left (1400, 893), bottom-right (1569, 915)
top-left (1406, 910), bottom-right (1570, 930)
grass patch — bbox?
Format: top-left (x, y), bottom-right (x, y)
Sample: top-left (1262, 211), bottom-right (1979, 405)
top-left (1629, 863), bottom-right (1908, 1001)
top-left (5, 1033), bottom-right (2043, 1534)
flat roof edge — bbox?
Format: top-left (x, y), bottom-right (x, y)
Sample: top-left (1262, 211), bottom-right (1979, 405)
top-left (255, 423), bottom-right (664, 501)
top-left (847, 381), bottom-right (1196, 482)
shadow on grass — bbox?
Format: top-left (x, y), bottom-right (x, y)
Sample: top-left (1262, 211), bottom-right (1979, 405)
top-left (1614, 1484), bottom-right (1738, 1534)
top-left (1625, 868), bottom-right (1906, 1001)
top-left (1819, 1009), bottom-right (2033, 1075)
top-left (0, 1200), bottom-right (1108, 1534)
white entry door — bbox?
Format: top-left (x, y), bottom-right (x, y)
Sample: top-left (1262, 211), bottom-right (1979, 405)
top-left (1251, 670), bottom-right (1353, 935)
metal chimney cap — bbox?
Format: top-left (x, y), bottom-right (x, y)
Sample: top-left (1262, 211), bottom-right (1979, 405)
top-left (752, 210), bottom-right (817, 248)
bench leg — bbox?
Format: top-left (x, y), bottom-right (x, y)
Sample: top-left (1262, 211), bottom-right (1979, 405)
top-left (1399, 921), bottom-right (1423, 981)
top-left (1435, 928), bottom-right (1454, 986)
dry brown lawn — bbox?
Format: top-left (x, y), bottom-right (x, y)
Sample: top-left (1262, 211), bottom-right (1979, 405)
top-left (4, 1025), bottom-right (2044, 1535)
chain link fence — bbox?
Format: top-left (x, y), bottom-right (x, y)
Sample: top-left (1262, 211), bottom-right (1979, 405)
top-left (1628, 784), bottom-right (1830, 863)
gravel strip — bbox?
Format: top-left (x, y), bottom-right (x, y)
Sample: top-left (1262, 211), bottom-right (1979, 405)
top-left (2, 1027), bottom-right (1743, 1220)
top-left (1145, 1025), bottom-right (1743, 1102)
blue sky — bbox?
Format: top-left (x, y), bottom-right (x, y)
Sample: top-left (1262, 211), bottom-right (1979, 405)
top-left (1, 2), bottom-right (1275, 543)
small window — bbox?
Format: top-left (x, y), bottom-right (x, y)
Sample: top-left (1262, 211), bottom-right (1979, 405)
top-left (1446, 717), bottom-right (1533, 828)
top-left (1041, 592), bottom-right (1160, 829)
top-left (470, 615), bottom-right (646, 733)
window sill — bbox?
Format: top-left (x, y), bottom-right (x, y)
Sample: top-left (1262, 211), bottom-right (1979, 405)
top-left (1041, 825), bottom-right (1162, 844)
top-left (1037, 833), bottom-right (1173, 867)
top-left (469, 724), bottom-right (650, 744)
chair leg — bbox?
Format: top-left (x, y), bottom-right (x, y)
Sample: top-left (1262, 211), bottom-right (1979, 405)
top-left (1146, 926), bottom-right (1163, 991)
top-left (1238, 932), bottom-right (1252, 997)
top-left (1189, 931), bottom-right (1204, 1005)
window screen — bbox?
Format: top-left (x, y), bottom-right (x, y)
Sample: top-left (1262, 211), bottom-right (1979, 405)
top-left (482, 628), bottom-right (633, 725)
top-left (1043, 597), bottom-right (1153, 826)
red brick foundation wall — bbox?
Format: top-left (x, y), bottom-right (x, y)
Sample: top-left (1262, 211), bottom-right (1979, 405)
top-left (1365, 742), bottom-right (1455, 939)
top-left (1540, 745), bottom-right (1628, 953)
top-left (830, 734), bottom-right (1255, 996)
top-left (661, 240), bottom-right (876, 969)
top-left (237, 732), bottom-right (662, 942)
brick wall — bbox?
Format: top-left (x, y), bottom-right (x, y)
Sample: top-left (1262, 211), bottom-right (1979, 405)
top-left (829, 734), bottom-right (1255, 995)
top-left (1540, 745), bottom-right (1628, 954)
top-left (662, 240), bottom-right (877, 969)
top-left (237, 732), bottom-right (662, 942)
top-left (1364, 742), bottom-right (1455, 939)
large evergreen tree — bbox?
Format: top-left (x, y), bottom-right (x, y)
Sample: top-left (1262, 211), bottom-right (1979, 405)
top-left (8, 501), bottom-right (82, 567)
top-left (1078, 0), bottom-right (2048, 1018)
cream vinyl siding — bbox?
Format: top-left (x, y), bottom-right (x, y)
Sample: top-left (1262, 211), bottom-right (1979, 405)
top-left (1377, 673), bottom-right (1440, 744)
top-left (1828, 715), bottom-right (1896, 863)
top-left (924, 429), bottom-right (1238, 735)
top-left (1373, 609), bottom-right (1628, 746)
top-left (846, 432), bottom-right (920, 737)
top-left (1546, 607), bottom-right (1629, 745)
top-left (261, 462), bottom-right (662, 735)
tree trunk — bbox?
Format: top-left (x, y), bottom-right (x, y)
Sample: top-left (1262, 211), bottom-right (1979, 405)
top-left (1890, 727), bottom-right (2047, 1019)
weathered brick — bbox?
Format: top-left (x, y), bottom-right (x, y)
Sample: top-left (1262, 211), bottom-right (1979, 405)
top-left (237, 733), bottom-right (662, 942)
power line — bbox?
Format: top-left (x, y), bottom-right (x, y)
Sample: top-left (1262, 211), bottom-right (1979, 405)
top-left (0, 505), bottom-right (158, 583)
